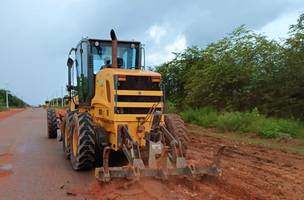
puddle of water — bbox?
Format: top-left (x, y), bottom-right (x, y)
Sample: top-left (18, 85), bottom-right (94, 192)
top-left (0, 164), bottom-right (12, 171)
top-left (0, 164), bottom-right (13, 177)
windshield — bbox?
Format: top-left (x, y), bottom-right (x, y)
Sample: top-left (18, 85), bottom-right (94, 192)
top-left (92, 45), bottom-right (138, 74)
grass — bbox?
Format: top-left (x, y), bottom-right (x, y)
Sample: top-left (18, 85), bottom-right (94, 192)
top-left (180, 107), bottom-right (304, 139)
top-left (187, 124), bottom-right (304, 155)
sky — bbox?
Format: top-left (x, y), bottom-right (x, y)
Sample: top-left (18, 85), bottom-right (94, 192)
top-left (0, 0), bottom-right (303, 105)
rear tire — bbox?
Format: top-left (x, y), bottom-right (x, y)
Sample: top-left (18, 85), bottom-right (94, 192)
top-left (47, 109), bottom-right (57, 139)
top-left (70, 112), bottom-right (95, 170)
top-left (164, 114), bottom-right (189, 153)
top-left (61, 111), bottom-right (75, 159)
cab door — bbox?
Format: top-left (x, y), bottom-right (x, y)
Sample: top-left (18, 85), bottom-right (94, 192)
top-left (75, 42), bottom-right (89, 104)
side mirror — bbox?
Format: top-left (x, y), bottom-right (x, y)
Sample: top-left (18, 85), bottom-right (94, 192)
top-left (67, 57), bottom-right (74, 90)
top-left (67, 57), bottom-right (74, 68)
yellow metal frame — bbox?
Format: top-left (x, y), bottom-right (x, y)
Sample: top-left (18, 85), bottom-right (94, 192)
top-left (69, 68), bottom-right (164, 151)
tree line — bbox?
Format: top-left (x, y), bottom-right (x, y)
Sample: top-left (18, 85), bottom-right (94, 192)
top-left (157, 14), bottom-right (304, 119)
top-left (47, 97), bottom-right (67, 108)
top-left (0, 89), bottom-right (27, 108)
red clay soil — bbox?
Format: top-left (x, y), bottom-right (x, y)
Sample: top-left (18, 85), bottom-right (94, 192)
top-left (74, 125), bottom-right (304, 200)
top-left (0, 110), bottom-right (17, 178)
top-left (0, 154), bottom-right (13, 178)
top-left (0, 109), bottom-right (25, 121)
top-left (0, 153), bottom-right (13, 163)
top-left (0, 170), bottom-right (13, 178)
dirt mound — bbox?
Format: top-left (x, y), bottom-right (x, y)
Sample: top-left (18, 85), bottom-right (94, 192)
top-left (84, 177), bottom-right (202, 200)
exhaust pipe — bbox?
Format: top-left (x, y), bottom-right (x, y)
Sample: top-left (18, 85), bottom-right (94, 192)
top-left (110, 29), bottom-right (118, 68)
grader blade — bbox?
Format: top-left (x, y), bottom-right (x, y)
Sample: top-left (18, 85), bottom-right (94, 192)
top-left (95, 116), bottom-right (227, 183)
top-left (95, 165), bottom-right (221, 182)
top-left (95, 146), bottom-right (226, 182)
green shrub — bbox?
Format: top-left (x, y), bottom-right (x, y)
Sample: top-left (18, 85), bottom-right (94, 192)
top-left (165, 101), bottom-right (178, 113)
top-left (253, 116), bottom-right (302, 138)
top-left (0, 98), bottom-right (5, 108)
top-left (180, 107), bottom-right (304, 139)
top-left (215, 111), bottom-right (256, 132)
top-left (197, 111), bottom-right (218, 128)
top-left (181, 107), bottom-right (218, 127)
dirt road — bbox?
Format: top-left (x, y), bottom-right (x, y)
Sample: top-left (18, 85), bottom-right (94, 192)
top-left (0, 108), bottom-right (94, 200)
top-left (0, 109), bottom-right (303, 200)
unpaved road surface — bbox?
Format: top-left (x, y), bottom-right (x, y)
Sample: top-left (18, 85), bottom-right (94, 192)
top-left (0, 108), bottom-right (94, 200)
top-left (0, 109), bottom-right (303, 200)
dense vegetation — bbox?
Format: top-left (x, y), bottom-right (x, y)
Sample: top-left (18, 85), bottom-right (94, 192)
top-left (0, 89), bottom-right (27, 109)
top-left (157, 14), bottom-right (304, 138)
top-left (181, 107), bottom-right (304, 139)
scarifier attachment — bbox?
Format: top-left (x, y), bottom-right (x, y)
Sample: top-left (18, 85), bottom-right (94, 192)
top-left (95, 113), bottom-right (225, 182)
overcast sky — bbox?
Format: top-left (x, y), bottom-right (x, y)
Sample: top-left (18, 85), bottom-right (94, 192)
top-left (0, 0), bottom-right (303, 105)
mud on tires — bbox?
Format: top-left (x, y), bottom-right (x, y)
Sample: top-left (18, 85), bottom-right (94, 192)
top-left (61, 111), bottom-right (75, 159)
top-left (164, 114), bottom-right (190, 154)
top-left (70, 112), bottom-right (95, 170)
top-left (47, 109), bottom-right (57, 139)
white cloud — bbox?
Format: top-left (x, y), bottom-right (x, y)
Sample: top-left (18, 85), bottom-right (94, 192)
top-left (147, 34), bottom-right (187, 66)
top-left (165, 34), bottom-right (187, 55)
top-left (257, 10), bottom-right (302, 40)
top-left (147, 24), bottom-right (167, 43)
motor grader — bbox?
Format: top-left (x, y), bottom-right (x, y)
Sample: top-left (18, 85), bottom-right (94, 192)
top-left (46, 30), bottom-right (223, 182)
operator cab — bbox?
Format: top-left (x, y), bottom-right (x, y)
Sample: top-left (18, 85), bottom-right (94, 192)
top-left (89, 39), bottom-right (141, 73)
top-left (66, 32), bottom-right (143, 106)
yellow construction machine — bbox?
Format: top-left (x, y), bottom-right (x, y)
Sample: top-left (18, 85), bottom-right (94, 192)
top-left (47, 30), bottom-right (223, 182)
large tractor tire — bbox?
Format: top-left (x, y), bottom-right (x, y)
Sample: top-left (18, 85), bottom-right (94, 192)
top-left (164, 114), bottom-right (190, 154)
top-left (70, 112), bottom-right (95, 170)
top-left (61, 111), bottom-right (75, 159)
top-left (47, 109), bottom-right (58, 139)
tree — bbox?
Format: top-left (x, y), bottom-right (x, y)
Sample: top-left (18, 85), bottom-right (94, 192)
top-left (0, 89), bottom-right (27, 108)
top-left (156, 13), bottom-right (304, 119)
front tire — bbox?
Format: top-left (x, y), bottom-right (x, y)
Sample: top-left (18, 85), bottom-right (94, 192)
top-left (47, 109), bottom-right (57, 139)
top-left (70, 112), bottom-right (95, 170)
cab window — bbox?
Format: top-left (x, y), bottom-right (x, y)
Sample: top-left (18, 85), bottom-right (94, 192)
top-left (92, 45), bottom-right (112, 74)
top-left (92, 43), bottom-right (139, 74)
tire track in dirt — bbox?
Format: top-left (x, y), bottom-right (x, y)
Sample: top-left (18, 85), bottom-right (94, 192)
top-left (188, 132), bottom-right (304, 200)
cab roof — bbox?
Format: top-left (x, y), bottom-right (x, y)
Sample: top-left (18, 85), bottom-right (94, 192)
top-left (76, 38), bottom-right (141, 47)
